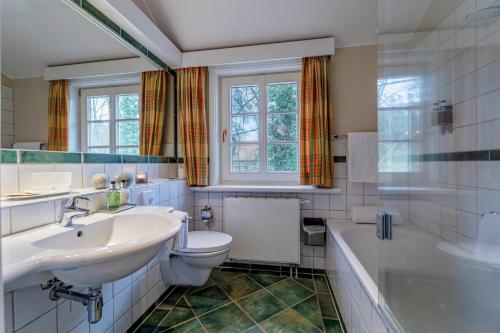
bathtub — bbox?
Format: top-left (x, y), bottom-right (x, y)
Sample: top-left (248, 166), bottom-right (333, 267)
top-left (326, 220), bottom-right (390, 333)
top-left (326, 219), bottom-right (500, 333)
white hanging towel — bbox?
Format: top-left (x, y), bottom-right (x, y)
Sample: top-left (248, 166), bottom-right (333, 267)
top-left (172, 210), bottom-right (189, 251)
top-left (347, 132), bottom-right (378, 183)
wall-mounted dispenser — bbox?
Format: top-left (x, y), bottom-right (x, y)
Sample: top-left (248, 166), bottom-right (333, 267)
top-left (432, 100), bottom-right (453, 134)
top-left (201, 205), bottom-right (213, 223)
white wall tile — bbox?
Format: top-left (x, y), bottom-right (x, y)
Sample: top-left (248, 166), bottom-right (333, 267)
top-left (136, 163), bottom-right (149, 174)
top-left (13, 286), bottom-right (56, 330)
top-left (149, 163), bottom-right (160, 179)
top-left (17, 308), bottom-right (56, 333)
top-left (83, 164), bottom-right (105, 187)
top-left (132, 295), bottom-right (149, 323)
top-left (4, 292), bottom-right (13, 333)
top-left (55, 164), bottom-right (83, 190)
top-left (18, 164), bottom-right (54, 192)
top-left (69, 319), bottom-right (89, 333)
top-left (477, 89), bottom-right (500, 123)
top-left (195, 192), bottom-right (208, 207)
top-left (113, 309), bottom-right (131, 333)
top-left (147, 264), bottom-right (160, 289)
top-left (112, 275), bottom-right (131, 296)
top-left (334, 163), bottom-right (347, 179)
top-left (457, 210), bottom-right (477, 238)
top-left (346, 195), bottom-right (363, 210)
top-left (1, 164), bottom-right (18, 194)
top-left (131, 272), bottom-right (148, 305)
top-left (159, 181), bottom-right (170, 202)
top-left (2, 208), bottom-right (11, 236)
top-left (478, 188), bottom-right (500, 214)
top-left (313, 194), bottom-right (329, 210)
top-left (454, 124), bottom-right (477, 151)
top-left (208, 192), bottom-right (223, 207)
top-left (104, 164), bottom-right (122, 181)
top-left (169, 180), bottom-right (179, 199)
top-left (11, 201), bottom-right (54, 233)
top-left (330, 195), bottom-right (347, 211)
top-left (347, 182), bottom-right (364, 195)
top-left (57, 300), bottom-right (87, 333)
top-left (113, 286), bottom-right (131, 321)
top-left (478, 161), bottom-right (500, 190)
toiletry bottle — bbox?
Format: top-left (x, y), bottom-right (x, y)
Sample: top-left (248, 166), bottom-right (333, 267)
top-left (107, 181), bottom-right (120, 210)
top-left (119, 180), bottom-right (130, 205)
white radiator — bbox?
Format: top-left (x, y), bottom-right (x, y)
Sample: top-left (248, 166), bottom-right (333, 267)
top-left (223, 197), bottom-right (300, 264)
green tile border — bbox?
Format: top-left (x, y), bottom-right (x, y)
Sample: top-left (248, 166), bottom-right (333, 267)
top-left (83, 153), bottom-right (122, 164)
top-left (148, 156), bottom-right (171, 163)
top-left (122, 154), bottom-right (148, 163)
top-left (2, 149), bottom-right (178, 164)
top-left (68, 0), bottom-right (174, 73)
top-left (413, 149), bottom-right (500, 162)
top-left (20, 151), bottom-right (81, 164)
top-left (81, 0), bottom-right (120, 34)
top-left (0, 149), bottom-right (17, 164)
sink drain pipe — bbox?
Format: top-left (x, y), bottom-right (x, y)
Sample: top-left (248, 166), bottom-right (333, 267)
top-left (41, 278), bottom-right (103, 323)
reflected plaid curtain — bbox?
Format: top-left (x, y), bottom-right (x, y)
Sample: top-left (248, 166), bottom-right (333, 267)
top-left (140, 70), bottom-right (167, 156)
top-left (300, 56), bottom-right (334, 188)
top-left (177, 67), bottom-right (208, 186)
top-left (48, 80), bottom-right (68, 151)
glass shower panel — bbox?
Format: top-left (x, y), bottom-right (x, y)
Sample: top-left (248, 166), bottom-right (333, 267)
top-left (377, 0), bottom-right (500, 332)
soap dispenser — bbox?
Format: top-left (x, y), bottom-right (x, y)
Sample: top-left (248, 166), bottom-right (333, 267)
top-left (106, 181), bottom-right (120, 210)
top-left (119, 180), bottom-right (130, 205)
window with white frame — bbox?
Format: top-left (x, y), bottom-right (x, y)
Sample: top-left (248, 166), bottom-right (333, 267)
top-left (81, 85), bottom-right (140, 154)
top-left (221, 72), bottom-right (300, 184)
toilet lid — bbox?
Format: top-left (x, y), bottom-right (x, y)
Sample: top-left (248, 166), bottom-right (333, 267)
top-left (180, 231), bottom-right (232, 253)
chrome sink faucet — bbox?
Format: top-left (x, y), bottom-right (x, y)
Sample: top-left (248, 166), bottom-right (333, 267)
top-left (59, 196), bottom-right (90, 227)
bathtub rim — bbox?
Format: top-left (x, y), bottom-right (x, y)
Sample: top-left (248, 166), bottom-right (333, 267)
top-left (326, 219), bottom-right (379, 306)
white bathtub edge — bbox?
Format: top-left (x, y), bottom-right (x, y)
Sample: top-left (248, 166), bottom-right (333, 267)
top-left (326, 220), bottom-right (379, 306)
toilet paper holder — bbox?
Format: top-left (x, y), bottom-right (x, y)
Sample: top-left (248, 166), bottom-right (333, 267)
top-left (201, 205), bottom-right (213, 223)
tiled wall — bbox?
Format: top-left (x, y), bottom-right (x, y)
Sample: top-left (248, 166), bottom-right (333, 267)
top-left (377, 0), bottom-right (500, 330)
top-left (1, 85), bottom-right (14, 148)
top-left (326, 230), bottom-right (390, 333)
top-left (380, 0), bottom-right (500, 252)
top-left (1, 150), bottom-right (194, 333)
top-left (192, 138), bottom-right (379, 270)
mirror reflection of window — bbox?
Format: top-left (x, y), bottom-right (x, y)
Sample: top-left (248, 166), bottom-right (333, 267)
top-left (377, 76), bottom-right (422, 173)
top-left (82, 86), bottom-right (140, 154)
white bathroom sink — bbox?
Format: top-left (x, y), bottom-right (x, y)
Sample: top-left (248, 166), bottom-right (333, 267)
top-left (2, 206), bottom-right (182, 292)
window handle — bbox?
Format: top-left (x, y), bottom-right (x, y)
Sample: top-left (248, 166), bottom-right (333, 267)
top-left (222, 129), bottom-right (227, 143)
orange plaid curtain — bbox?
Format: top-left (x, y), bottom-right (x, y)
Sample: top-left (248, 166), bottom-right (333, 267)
top-left (140, 70), bottom-right (167, 156)
top-left (300, 56), bottom-right (334, 188)
top-left (48, 80), bottom-right (68, 151)
top-left (177, 67), bottom-right (208, 186)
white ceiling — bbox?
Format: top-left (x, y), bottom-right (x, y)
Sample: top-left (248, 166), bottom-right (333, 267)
top-left (1, 0), bottom-right (137, 79)
top-left (133, 0), bottom-right (378, 52)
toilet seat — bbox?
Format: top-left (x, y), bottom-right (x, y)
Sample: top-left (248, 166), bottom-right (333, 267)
top-left (174, 231), bottom-right (232, 254)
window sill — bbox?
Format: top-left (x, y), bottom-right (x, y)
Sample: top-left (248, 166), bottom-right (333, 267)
top-left (189, 184), bottom-right (342, 194)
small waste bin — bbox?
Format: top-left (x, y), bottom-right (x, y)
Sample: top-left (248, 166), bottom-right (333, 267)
top-left (303, 217), bottom-right (325, 246)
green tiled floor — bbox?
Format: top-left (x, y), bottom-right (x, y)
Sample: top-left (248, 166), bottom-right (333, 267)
top-left (133, 269), bottom-right (343, 333)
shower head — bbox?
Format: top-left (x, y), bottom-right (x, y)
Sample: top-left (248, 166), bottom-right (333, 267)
top-left (466, 1), bottom-right (500, 22)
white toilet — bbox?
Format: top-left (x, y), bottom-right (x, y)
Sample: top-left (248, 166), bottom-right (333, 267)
top-left (159, 231), bottom-right (232, 286)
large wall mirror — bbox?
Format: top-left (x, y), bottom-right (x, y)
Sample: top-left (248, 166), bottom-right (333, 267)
top-left (1, 0), bottom-right (176, 156)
